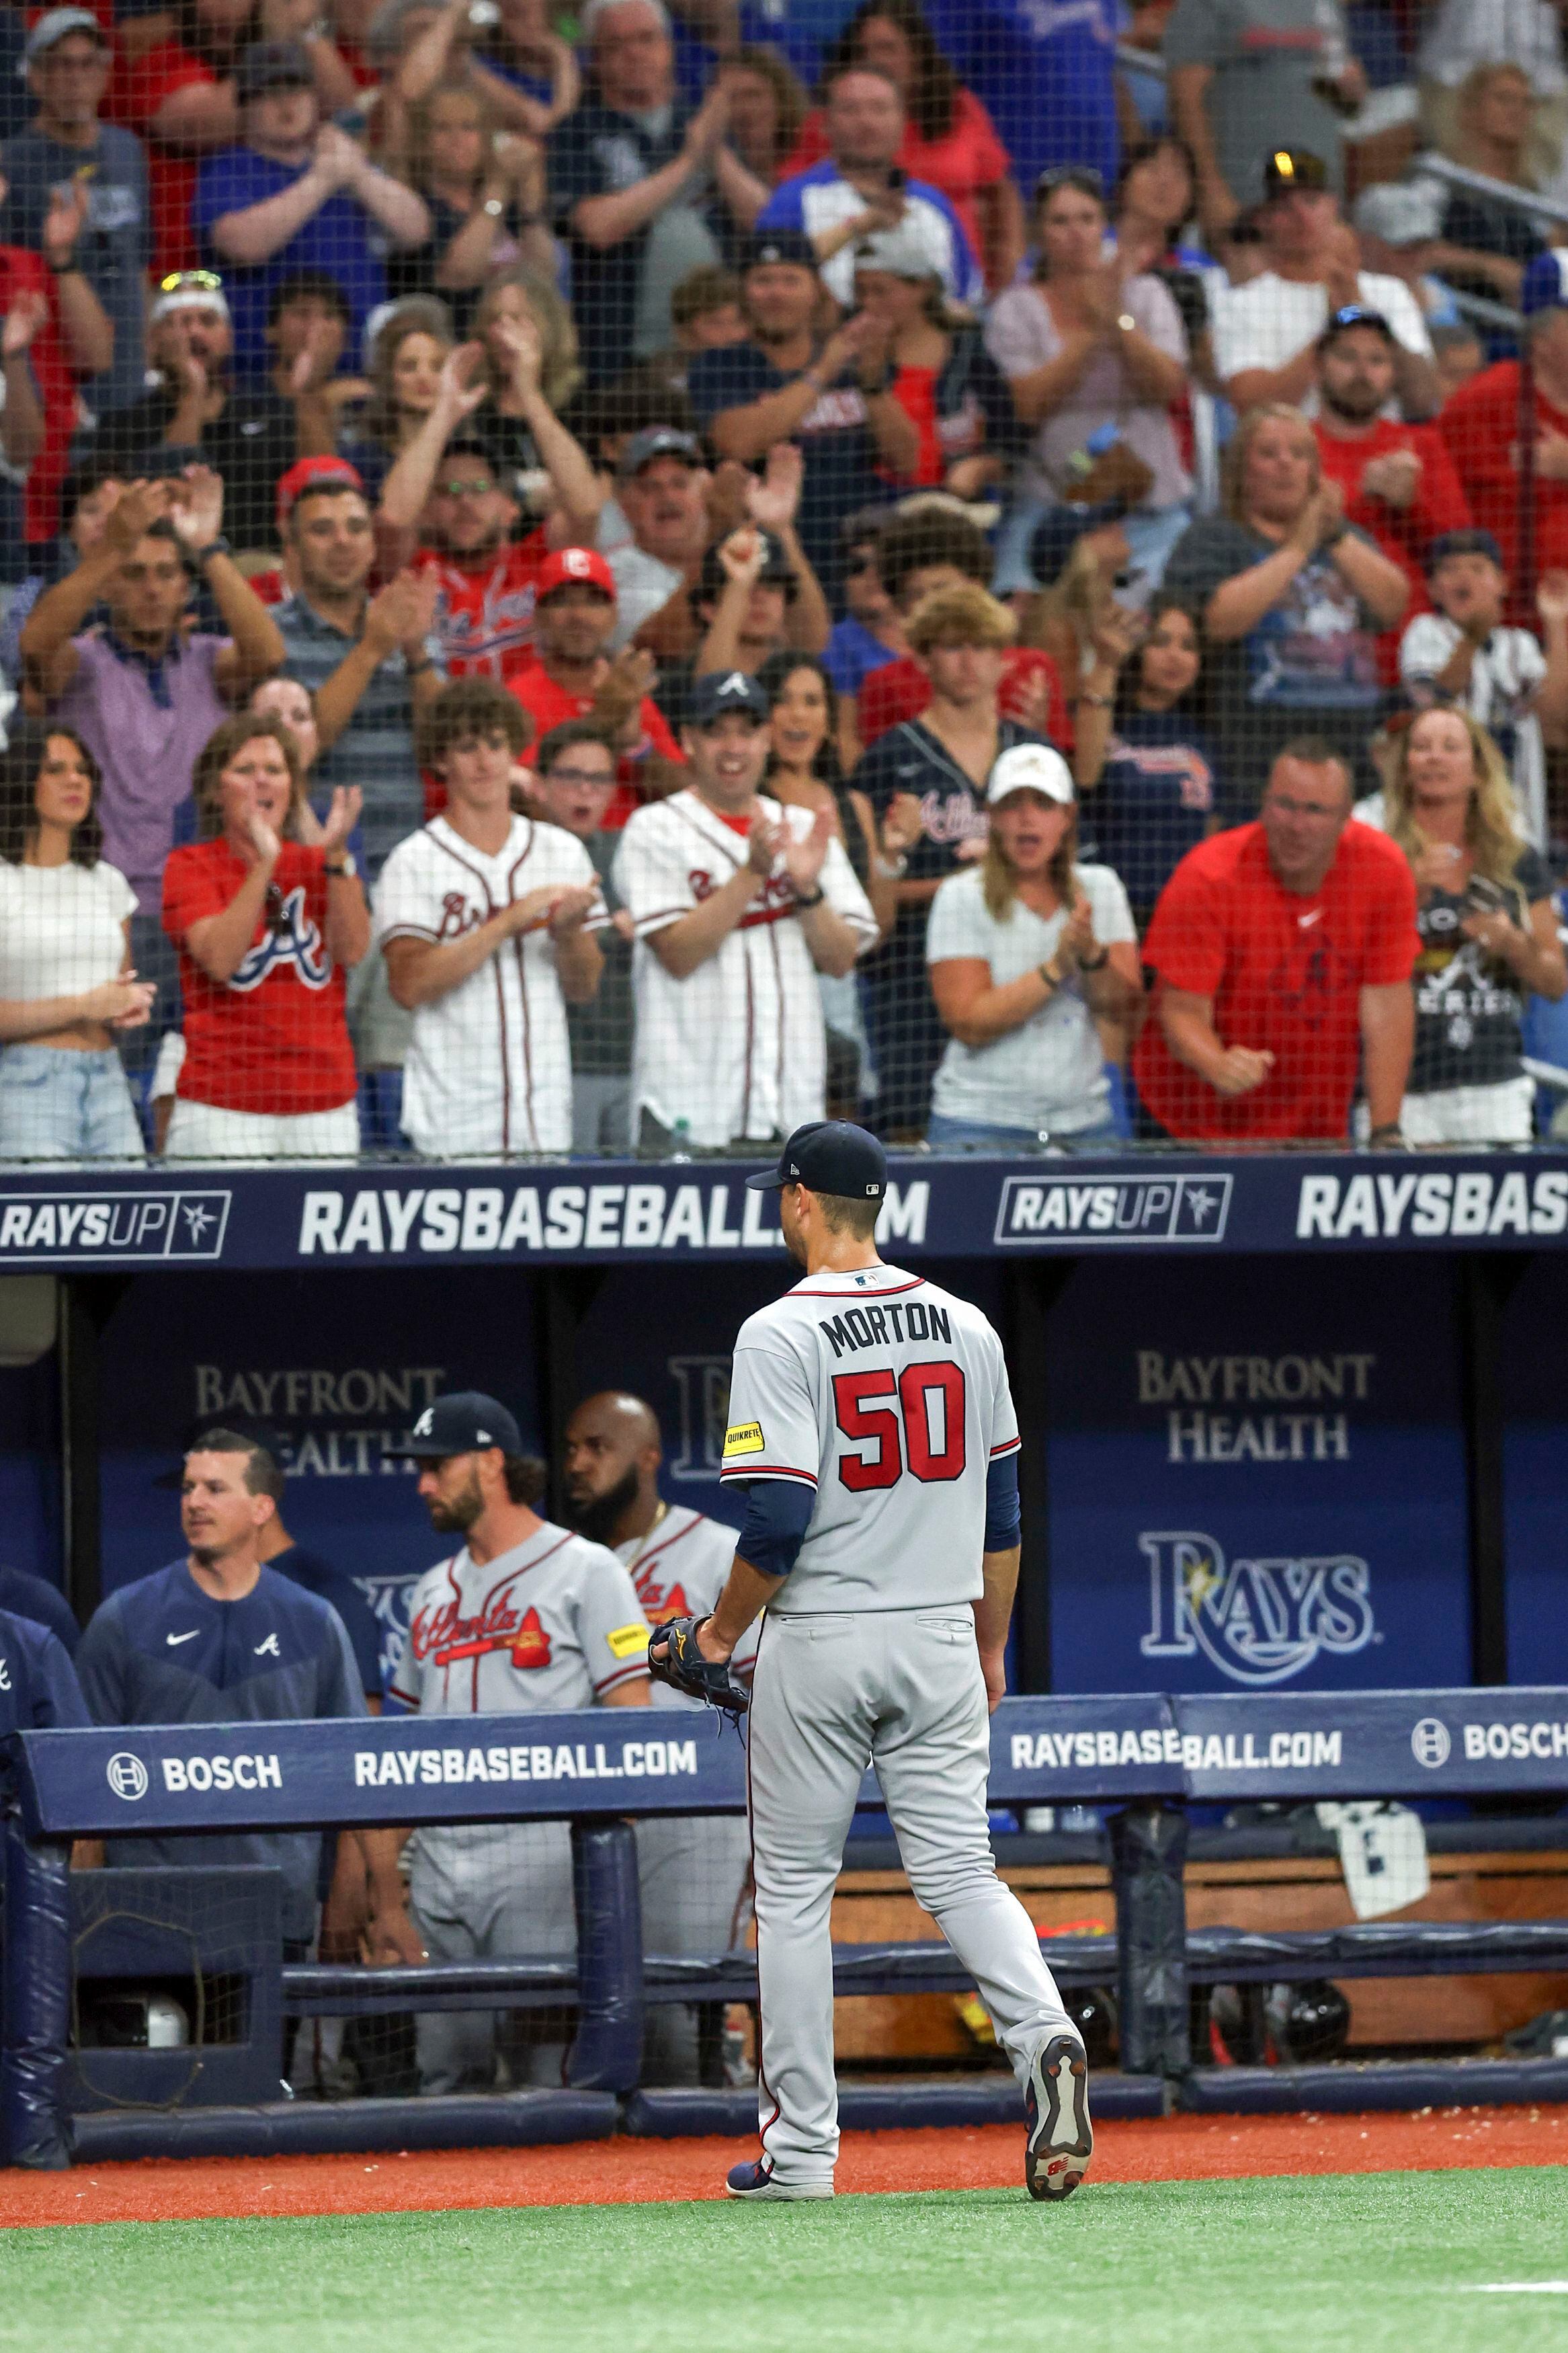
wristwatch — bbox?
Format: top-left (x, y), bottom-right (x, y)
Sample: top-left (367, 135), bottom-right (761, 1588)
top-left (482, 196), bottom-right (506, 218)
top-left (324, 851), bottom-right (358, 880)
top-left (792, 883), bottom-right (825, 909)
top-left (1116, 313), bottom-right (1136, 333)
top-left (192, 536), bottom-right (231, 564)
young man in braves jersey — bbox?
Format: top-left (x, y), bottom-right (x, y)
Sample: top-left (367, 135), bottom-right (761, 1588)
top-left (376, 679), bottom-right (603, 1156)
top-left (563, 1390), bottom-right (753, 2083)
top-left (383, 1392), bottom-right (650, 2095)
top-left (612, 669), bottom-right (878, 1150)
top-left (688, 1121), bottom-right (1091, 2203)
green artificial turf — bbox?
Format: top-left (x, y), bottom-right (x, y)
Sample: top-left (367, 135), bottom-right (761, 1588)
top-left (3, 2169), bottom-right (1565, 2353)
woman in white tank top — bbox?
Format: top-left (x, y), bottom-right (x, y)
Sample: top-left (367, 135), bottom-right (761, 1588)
top-left (0, 721), bottom-right (154, 1162)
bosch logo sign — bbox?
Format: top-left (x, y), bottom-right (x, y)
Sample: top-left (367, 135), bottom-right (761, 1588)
top-left (107, 1752), bottom-right (149, 1800)
top-left (1411, 1718), bottom-right (1452, 1769)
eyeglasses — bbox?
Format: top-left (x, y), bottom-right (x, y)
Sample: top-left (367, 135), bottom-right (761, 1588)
top-left (436, 477), bottom-right (494, 496)
top-left (1036, 165), bottom-right (1105, 203)
top-left (159, 270), bottom-right (224, 296)
top-left (542, 766), bottom-right (615, 788)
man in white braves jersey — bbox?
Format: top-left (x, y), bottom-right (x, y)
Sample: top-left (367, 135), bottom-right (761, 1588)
top-left (611, 669), bottom-right (878, 1152)
top-left (375, 679), bottom-right (604, 1156)
top-left (688, 1121), bottom-right (1092, 2203)
top-left (383, 1392), bottom-right (651, 2093)
top-left (563, 1390), bottom-right (753, 2083)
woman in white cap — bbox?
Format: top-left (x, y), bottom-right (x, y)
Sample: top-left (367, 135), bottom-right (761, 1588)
top-left (850, 222), bottom-right (1022, 497)
top-left (925, 741), bottom-right (1141, 1149)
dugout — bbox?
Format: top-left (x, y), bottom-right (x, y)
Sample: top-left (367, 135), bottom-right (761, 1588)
top-left (2, 1145), bottom-right (1568, 2145)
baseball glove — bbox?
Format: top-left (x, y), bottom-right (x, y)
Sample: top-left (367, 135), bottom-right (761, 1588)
top-left (646, 1614), bottom-right (750, 1717)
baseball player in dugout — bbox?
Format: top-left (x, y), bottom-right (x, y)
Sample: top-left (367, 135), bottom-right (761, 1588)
top-left (649, 1121), bottom-right (1093, 2202)
top-left (376, 1392), bottom-right (651, 2094)
top-left (562, 1391), bottom-right (755, 2083)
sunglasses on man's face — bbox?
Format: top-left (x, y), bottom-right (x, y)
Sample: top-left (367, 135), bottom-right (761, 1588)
top-left (159, 269), bottom-right (224, 296)
top-left (436, 477), bottom-right (495, 497)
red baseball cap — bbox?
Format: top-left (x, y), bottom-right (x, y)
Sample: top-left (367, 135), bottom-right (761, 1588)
top-left (536, 545), bottom-right (616, 604)
top-left (276, 455), bottom-right (366, 530)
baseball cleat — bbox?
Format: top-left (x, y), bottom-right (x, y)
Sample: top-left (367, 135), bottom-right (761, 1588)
top-left (1024, 2034), bottom-right (1093, 2201)
top-left (725, 2159), bottom-right (834, 2201)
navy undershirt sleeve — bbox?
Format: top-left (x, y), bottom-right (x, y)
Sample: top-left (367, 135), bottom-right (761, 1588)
top-left (736, 1478), bottom-right (816, 1579)
top-left (985, 1454), bottom-right (1021, 1552)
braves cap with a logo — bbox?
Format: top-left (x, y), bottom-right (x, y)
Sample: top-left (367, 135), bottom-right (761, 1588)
top-left (535, 545), bottom-right (617, 604)
top-left (386, 1392), bottom-right (524, 1459)
top-left (745, 1120), bottom-right (887, 1196)
top-left (276, 453), bottom-right (366, 530)
top-left (686, 668), bottom-right (770, 726)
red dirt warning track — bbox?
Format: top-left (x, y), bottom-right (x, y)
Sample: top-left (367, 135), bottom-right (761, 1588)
top-left (3, 2106), bottom-right (1565, 2229)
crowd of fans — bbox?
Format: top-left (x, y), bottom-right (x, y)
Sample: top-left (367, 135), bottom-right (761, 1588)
top-left (1, 0), bottom-right (1568, 1156)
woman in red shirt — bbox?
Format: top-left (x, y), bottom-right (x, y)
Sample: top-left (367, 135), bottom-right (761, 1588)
top-left (782, 0), bottom-right (1023, 292)
top-left (161, 715), bottom-right (368, 1160)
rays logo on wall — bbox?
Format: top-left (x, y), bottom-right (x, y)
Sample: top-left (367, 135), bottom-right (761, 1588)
top-left (1137, 1529), bottom-right (1377, 1687)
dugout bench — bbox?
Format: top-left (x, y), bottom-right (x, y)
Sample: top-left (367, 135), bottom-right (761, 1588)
top-left (3, 1688), bottom-right (1567, 2167)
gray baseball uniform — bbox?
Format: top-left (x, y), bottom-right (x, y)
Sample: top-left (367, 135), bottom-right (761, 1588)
top-left (720, 1262), bottom-right (1075, 2185)
top-left (618, 1505), bottom-right (754, 2082)
top-left (386, 1521), bottom-right (649, 2093)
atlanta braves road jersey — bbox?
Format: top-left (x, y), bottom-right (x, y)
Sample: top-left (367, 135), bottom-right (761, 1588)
top-left (386, 1520), bottom-right (649, 1713)
top-left (372, 813), bottom-right (598, 1156)
top-left (614, 1503), bottom-right (757, 1704)
top-left (610, 789), bottom-right (878, 1148)
top-left (718, 1263), bottom-right (1020, 1614)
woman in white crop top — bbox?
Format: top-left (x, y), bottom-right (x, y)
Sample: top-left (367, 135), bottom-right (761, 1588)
top-left (0, 723), bottom-right (155, 1160)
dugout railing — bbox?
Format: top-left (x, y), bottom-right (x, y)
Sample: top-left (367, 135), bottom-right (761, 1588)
top-left (3, 1687), bottom-right (1568, 2167)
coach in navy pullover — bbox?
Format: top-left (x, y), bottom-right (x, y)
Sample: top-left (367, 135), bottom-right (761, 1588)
top-left (76, 1429), bottom-right (419, 1956)
top-left (0, 1605), bottom-right (89, 1734)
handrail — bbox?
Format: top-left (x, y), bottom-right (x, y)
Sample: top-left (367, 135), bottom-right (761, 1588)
top-left (1416, 149), bottom-right (1568, 231)
top-left (1116, 41), bottom-right (1166, 79)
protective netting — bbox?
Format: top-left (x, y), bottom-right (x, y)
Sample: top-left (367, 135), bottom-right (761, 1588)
top-left (1, 4), bottom-right (1567, 1162)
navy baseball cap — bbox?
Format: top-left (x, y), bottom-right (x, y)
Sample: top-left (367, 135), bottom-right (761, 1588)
top-left (1319, 303), bottom-right (1395, 348)
top-left (1426, 527), bottom-right (1504, 572)
top-left (386, 1391), bottom-right (524, 1459)
top-left (618, 426), bottom-right (704, 481)
top-left (746, 1121), bottom-right (887, 1197)
top-left (742, 229), bottom-right (820, 276)
top-left (686, 669), bottom-right (770, 726)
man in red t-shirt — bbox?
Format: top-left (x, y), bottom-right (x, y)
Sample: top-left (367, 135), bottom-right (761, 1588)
top-left (1442, 252), bottom-right (1568, 606)
top-left (508, 548), bottom-right (684, 828)
top-left (1311, 307), bottom-right (1471, 680)
top-left (410, 438), bottom-right (545, 684)
top-left (1132, 741), bottom-right (1419, 1143)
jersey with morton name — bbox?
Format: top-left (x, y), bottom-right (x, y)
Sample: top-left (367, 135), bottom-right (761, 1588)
top-left (614, 1504), bottom-right (757, 1704)
top-left (719, 1263), bottom-right (1018, 1614)
top-left (75, 1560), bottom-right (366, 1942)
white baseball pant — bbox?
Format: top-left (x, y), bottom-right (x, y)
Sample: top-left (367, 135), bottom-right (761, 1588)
top-left (747, 1607), bottom-right (1077, 2185)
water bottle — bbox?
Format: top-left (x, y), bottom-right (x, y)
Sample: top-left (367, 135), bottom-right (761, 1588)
top-left (671, 1117), bottom-right (692, 1164)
